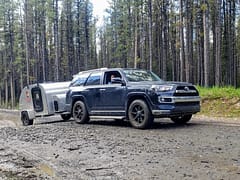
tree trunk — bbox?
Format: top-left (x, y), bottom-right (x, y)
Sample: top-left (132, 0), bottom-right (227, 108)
top-left (162, 0), bottom-right (168, 80)
top-left (134, 8), bottom-right (138, 69)
top-left (214, 0), bottom-right (221, 86)
top-left (54, 0), bottom-right (59, 81)
top-left (84, 0), bottom-right (90, 70)
top-left (5, 79), bottom-right (8, 108)
top-left (203, 1), bottom-right (209, 87)
top-left (180, 0), bottom-right (185, 82)
top-left (24, 0), bottom-right (30, 85)
top-left (185, 0), bottom-right (194, 83)
top-left (148, 0), bottom-right (153, 71)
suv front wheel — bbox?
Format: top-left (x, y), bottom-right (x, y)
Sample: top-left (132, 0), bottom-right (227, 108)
top-left (72, 101), bottom-right (89, 124)
top-left (128, 99), bottom-right (153, 129)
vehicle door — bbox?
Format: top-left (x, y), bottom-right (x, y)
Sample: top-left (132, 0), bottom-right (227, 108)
top-left (83, 71), bottom-right (103, 111)
top-left (98, 71), bottom-right (126, 113)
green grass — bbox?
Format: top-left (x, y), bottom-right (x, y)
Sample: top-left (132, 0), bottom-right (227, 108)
top-left (197, 86), bottom-right (240, 99)
top-left (196, 86), bottom-right (240, 118)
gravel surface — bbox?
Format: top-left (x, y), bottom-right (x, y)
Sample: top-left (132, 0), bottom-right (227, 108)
top-left (0, 111), bottom-right (240, 179)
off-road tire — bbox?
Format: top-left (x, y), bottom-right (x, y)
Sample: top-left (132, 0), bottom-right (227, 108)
top-left (128, 99), bottom-right (153, 129)
top-left (72, 101), bottom-right (89, 124)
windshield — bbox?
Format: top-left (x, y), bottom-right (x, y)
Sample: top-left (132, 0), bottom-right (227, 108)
top-left (123, 69), bottom-right (163, 82)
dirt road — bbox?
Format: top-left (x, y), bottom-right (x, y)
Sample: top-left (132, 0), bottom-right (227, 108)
top-left (0, 111), bottom-right (240, 179)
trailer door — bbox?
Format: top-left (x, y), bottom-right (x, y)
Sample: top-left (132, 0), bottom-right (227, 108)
top-left (31, 87), bottom-right (43, 112)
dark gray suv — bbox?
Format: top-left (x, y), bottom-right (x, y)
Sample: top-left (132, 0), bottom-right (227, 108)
top-left (65, 68), bottom-right (200, 129)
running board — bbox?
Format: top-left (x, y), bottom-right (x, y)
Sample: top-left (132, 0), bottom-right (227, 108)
top-left (90, 116), bottom-right (125, 120)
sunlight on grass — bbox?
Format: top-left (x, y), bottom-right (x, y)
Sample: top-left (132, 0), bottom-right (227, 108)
top-left (196, 86), bottom-right (240, 117)
top-left (197, 86), bottom-right (240, 99)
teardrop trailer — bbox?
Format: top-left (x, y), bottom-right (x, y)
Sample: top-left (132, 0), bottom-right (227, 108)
top-left (19, 82), bottom-right (71, 125)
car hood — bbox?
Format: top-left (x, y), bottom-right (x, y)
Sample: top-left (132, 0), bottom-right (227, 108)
top-left (127, 81), bottom-right (193, 87)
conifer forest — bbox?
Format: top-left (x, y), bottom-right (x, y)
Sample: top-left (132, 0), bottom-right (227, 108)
top-left (0, 0), bottom-right (240, 107)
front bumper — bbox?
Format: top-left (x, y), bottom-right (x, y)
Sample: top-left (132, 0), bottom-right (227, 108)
top-left (158, 95), bottom-right (200, 103)
top-left (152, 96), bottom-right (200, 117)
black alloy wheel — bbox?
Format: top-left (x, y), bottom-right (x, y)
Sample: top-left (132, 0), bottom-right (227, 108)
top-left (72, 101), bottom-right (89, 124)
top-left (128, 99), bottom-right (153, 129)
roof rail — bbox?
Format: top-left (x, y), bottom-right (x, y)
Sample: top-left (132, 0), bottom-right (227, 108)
top-left (74, 67), bottom-right (108, 76)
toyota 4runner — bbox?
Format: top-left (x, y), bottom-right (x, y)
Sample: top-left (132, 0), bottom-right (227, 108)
top-left (65, 68), bottom-right (200, 129)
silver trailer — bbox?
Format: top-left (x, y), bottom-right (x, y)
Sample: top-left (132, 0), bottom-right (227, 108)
top-left (19, 82), bottom-right (71, 125)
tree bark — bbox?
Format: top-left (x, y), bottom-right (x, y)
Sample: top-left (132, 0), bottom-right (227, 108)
top-left (179, 0), bottom-right (185, 82)
top-left (24, 0), bottom-right (30, 85)
top-left (54, 0), bottom-right (59, 81)
top-left (203, 1), bottom-right (209, 87)
top-left (214, 0), bottom-right (221, 86)
top-left (134, 11), bottom-right (138, 68)
top-left (148, 0), bottom-right (153, 71)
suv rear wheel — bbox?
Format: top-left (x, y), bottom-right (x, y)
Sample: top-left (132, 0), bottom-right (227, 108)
top-left (72, 101), bottom-right (89, 124)
top-left (171, 115), bottom-right (192, 124)
top-left (128, 99), bottom-right (153, 129)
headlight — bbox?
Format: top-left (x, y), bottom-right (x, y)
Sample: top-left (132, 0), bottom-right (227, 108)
top-left (151, 85), bottom-right (174, 92)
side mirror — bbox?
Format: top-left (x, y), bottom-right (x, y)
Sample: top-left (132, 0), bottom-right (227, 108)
top-left (111, 77), bottom-right (125, 86)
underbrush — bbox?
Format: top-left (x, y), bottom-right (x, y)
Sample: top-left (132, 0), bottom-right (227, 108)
top-left (197, 86), bottom-right (240, 117)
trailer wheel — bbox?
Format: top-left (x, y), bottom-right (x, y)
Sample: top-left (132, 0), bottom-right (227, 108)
top-left (72, 101), bottom-right (89, 124)
top-left (21, 112), bottom-right (34, 126)
top-left (60, 114), bottom-right (71, 121)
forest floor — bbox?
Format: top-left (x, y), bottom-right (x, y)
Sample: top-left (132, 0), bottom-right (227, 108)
top-left (0, 110), bottom-right (240, 179)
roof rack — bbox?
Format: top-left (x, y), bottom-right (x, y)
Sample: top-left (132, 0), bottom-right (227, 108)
top-left (74, 67), bottom-right (108, 76)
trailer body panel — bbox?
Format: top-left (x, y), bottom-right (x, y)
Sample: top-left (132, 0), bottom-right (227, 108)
top-left (19, 82), bottom-right (70, 122)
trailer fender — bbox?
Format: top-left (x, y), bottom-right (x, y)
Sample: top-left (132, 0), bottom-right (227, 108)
top-left (20, 110), bottom-right (34, 126)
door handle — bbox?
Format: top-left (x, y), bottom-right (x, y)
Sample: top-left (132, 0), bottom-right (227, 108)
top-left (99, 89), bottom-right (106, 91)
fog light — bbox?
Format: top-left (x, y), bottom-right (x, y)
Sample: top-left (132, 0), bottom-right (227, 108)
top-left (158, 96), bottom-right (172, 103)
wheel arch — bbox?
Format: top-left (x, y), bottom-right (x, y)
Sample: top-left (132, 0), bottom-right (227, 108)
top-left (20, 110), bottom-right (35, 120)
top-left (20, 110), bottom-right (34, 126)
top-left (71, 95), bottom-right (89, 114)
top-left (126, 93), bottom-right (152, 119)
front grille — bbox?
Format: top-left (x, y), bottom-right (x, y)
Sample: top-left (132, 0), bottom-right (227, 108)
top-left (174, 86), bottom-right (199, 96)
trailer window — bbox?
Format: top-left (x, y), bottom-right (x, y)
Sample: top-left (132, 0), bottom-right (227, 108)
top-left (31, 87), bottom-right (43, 112)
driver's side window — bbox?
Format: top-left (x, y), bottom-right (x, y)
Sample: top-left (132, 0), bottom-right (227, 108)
top-left (104, 71), bottom-right (122, 84)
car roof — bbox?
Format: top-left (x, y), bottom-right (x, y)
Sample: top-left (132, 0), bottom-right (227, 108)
top-left (73, 68), bottom-right (145, 78)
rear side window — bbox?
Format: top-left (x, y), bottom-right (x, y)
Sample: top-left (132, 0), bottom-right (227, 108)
top-left (70, 73), bottom-right (90, 87)
top-left (85, 72), bottom-right (101, 86)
